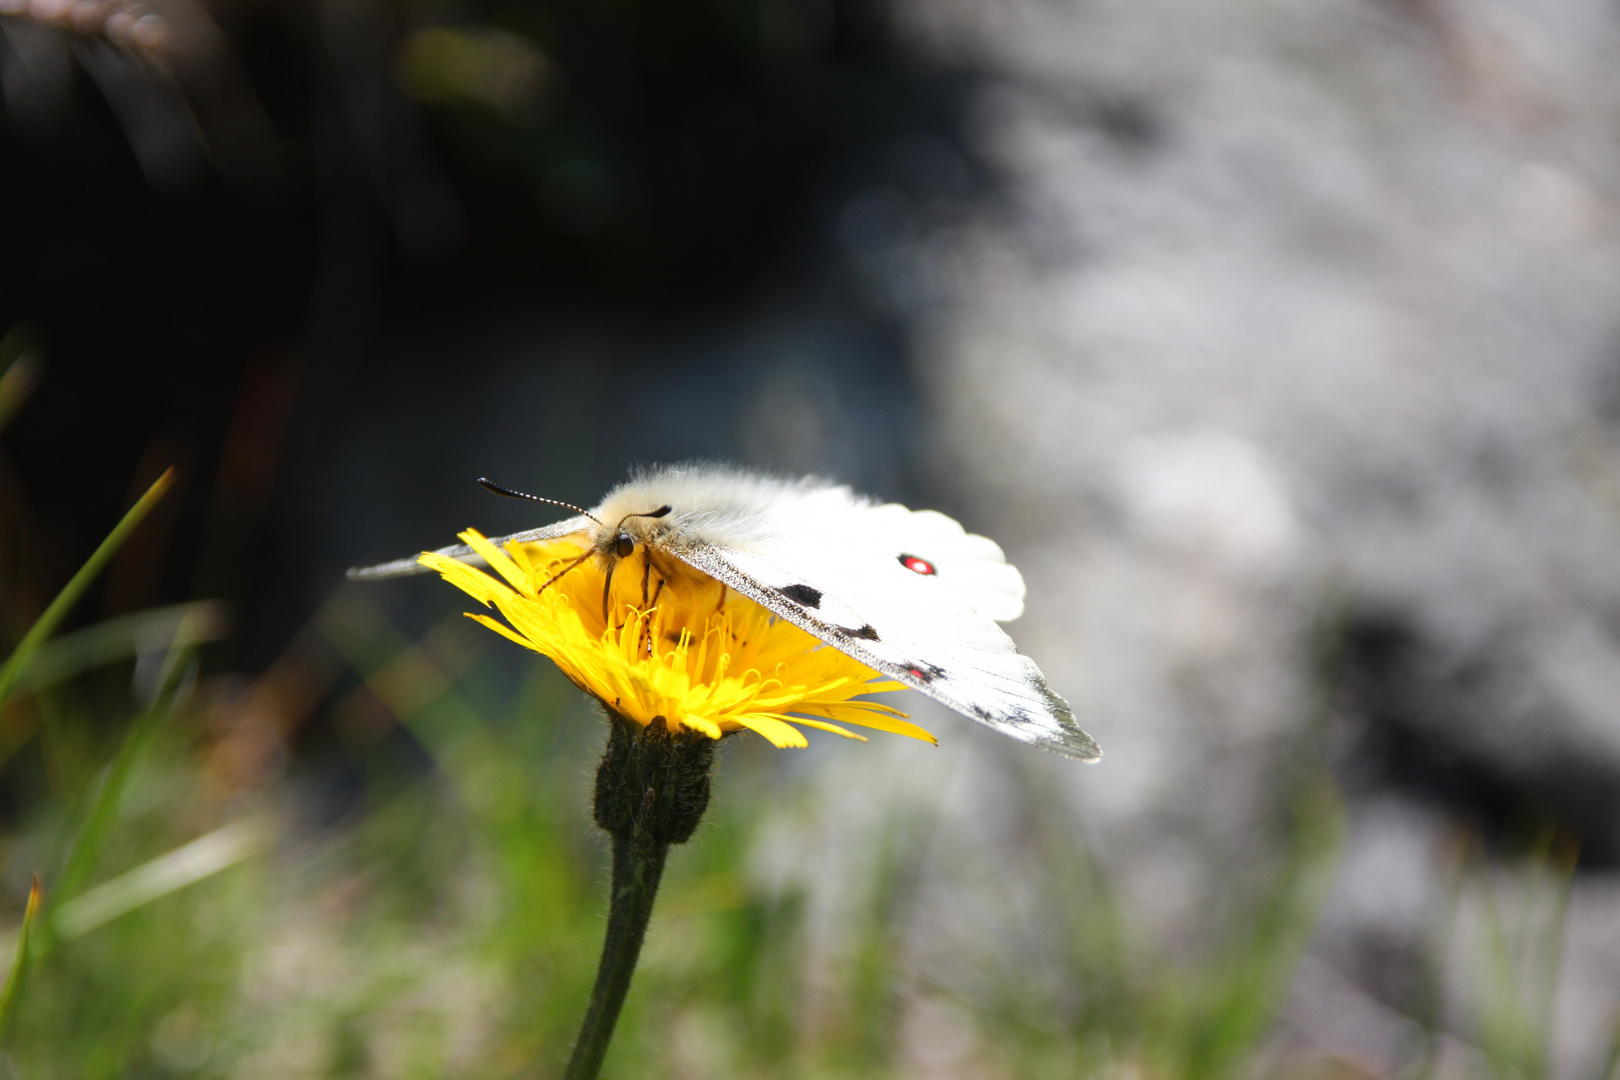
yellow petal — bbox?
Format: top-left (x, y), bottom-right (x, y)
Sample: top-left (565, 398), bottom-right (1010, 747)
top-left (679, 715), bottom-right (723, 739)
top-left (459, 530), bottom-right (534, 595)
top-left (732, 714), bottom-right (810, 748)
top-left (419, 552), bottom-right (504, 606)
top-left (780, 716), bottom-right (867, 741)
top-left (426, 536), bottom-right (919, 750)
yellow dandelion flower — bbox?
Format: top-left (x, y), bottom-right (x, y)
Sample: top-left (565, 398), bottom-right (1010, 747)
top-left (418, 530), bottom-right (936, 749)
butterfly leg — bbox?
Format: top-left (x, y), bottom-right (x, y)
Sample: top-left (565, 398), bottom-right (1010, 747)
top-left (601, 560), bottom-right (618, 628)
top-left (538, 549), bottom-right (595, 599)
top-left (638, 556), bottom-right (669, 655)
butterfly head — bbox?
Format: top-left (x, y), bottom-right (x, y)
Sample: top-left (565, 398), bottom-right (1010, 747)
top-left (595, 504), bottom-right (674, 566)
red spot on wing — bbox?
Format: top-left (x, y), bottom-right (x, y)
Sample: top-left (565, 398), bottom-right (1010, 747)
top-left (899, 554), bottom-right (936, 576)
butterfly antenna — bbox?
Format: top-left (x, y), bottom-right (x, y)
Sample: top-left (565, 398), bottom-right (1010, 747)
top-left (614, 505), bottom-right (672, 529)
top-left (478, 478), bottom-right (603, 526)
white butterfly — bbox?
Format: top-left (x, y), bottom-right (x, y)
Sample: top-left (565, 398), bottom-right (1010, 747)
top-left (349, 464), bottom-right (1101, 761)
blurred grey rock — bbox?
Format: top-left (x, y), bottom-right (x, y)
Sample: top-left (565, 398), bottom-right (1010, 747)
top-left (863, 0), bottom-right (1620, 1072)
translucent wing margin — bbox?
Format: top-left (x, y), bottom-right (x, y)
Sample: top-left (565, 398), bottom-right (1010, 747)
top-left (675, 541), bottom-right (1101, 761)
top-left (345, 517), bottom-right (593, 581)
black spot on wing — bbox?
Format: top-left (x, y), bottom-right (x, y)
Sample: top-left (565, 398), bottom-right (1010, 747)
top-left (1001, 705), bottom-right (1036, 728)
top-left (904, 662), bottom-right (946, 683)
top-left (964, 699), bottom-right (1043, 732)
top-left (777, 584), bottom-right (822, 609)
top-left (842, 624), bottom-right (880, 641)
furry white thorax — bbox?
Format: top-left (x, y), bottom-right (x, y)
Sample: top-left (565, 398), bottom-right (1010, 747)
top-left (594, 464), bottom-right (868, 555)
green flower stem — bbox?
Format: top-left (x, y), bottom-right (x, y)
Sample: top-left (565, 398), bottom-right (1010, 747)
top-left (562, 827), bottom-right (668, 1080)
top-left (563, 713), bottom-right (714, 1080)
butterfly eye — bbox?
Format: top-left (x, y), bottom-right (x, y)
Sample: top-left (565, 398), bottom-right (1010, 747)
top-left (615, 533), bottom-right (635, 558)
top-left (898, 554), bottom-right (936, 576)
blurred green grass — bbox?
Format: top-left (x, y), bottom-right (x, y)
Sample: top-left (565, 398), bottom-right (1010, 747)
top-left (0, 461), bottom-right (1604, 1079)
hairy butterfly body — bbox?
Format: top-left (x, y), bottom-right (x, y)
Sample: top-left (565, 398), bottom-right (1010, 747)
top-left (349, 464), bottom-right (1101, 761)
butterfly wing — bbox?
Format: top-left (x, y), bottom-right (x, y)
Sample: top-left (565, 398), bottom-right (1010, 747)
top-left (672, 511), bottom-right (1101, 762)
top-left (346, 517), bottom-right (593, 581)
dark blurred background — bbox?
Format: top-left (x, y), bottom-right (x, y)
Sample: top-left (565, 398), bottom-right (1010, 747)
top-left (0, 0), bottom-right (970, 666)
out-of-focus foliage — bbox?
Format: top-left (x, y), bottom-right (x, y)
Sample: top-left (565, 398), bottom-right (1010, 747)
top-left (0, 529), bottom-right (1601, 1076)
top-left (0, 583), bottom-right (1324, 1078)
top-left (5, 0), bottom-right (1620, 1072)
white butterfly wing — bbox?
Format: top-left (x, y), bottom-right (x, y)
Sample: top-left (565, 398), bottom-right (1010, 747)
top-left (840, 502), bottom-right (1027, 621)
top-left (346, 516), bottom-right (592, 581)
top-left (674, 511), bottom-right (1101, 762)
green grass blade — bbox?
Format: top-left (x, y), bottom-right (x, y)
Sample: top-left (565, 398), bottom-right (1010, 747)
top-left (9, 601), bottom-right (231, 698)
top-left (48, 624), bottom-right (200, 917)
top-left (1600, 1011), bottom-right (1620, 1080)
top-left (0, 875), bottom-right (42, 1043)
top-left (0, 323), bottom-right (42, 437)
top-left (0, 467), bottom-right (177, 706)
top-left (1178, 778), bottom-right (1346, 1080)
top-left (27, 600), bottom-right (212, 966)
top-left (0, 352), bottom-right (39, 437)
top-left (52, 819), bottom-right (272, 940)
